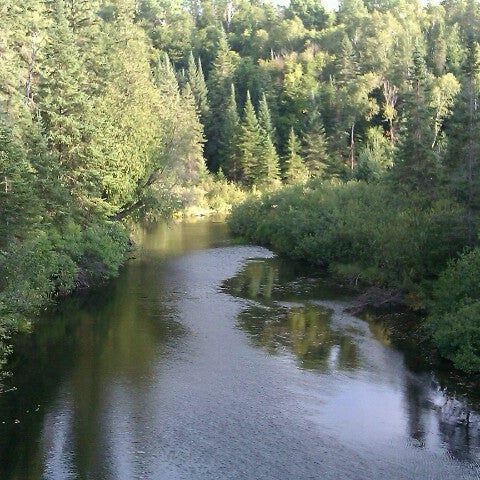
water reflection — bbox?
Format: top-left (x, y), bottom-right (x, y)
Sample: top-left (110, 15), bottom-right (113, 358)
top-left (0, 257), bottom-right (185, 480)
top-left (224, 258), bottom-right (358, 373)
top-left (223, 256), bottom-right (480, 465)
top-left (237, 304), bottom-right (359, 372)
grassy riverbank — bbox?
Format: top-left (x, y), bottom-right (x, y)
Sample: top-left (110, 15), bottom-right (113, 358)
top-left (228, 180), bottom-right (480, 373)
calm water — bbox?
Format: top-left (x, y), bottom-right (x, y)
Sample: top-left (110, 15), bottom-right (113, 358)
top-left (0, 218), bottom-right (479, 479)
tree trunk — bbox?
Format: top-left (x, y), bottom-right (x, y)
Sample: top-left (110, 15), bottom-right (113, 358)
top-left (349, 124), bottom-right (355, 170)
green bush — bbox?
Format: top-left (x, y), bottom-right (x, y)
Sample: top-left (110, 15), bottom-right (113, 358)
top-left (427, 247), bottom-right (480, 372)
top-left (229, 181), bottom-right (469, 289)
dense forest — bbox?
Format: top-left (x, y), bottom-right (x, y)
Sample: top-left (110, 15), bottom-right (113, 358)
top-left (1, 0), bottom-right (480, 375)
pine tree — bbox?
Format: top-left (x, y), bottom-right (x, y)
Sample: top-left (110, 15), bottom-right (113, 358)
top-left (303, 121), bottom-right (330, 179)
top-left (258, 92), bottom-right (276, 142)
top-left (0, 124), bottom-right (42, 247)
top-left (391, 45), bottom-right (439, 194)
top-left (176, 83), bottom-right (207, 185)
top-left (283, 127), bottom-right (308, 184)
top-left (445, 38), bottom-right (480, 245)
top-left (257, 93), bottom-right (280, 186)
top-left (38, 0), bottom-right (91, 205)
top-left (259, 135), bottom-right (281, 187)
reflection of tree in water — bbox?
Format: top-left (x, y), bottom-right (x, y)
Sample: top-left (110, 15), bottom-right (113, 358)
top-left (225, 258), bottom-right (358, 372)
top-left (224, 260), bottom-right (279, 301)
top-left (403, 372), bottom-right (480, 461)
top-left (0, 259), bottom-right (185, 480)
top-left (238, 304), bottom-right (359, 373)
top-left (437, 396), bottom-right (480, 462)
top-left (222, 257), bottom-right (346, 303)
top-left (225, 259), bottom-right (359, 372)
top-left (227, 257), bottom-right (480, 463)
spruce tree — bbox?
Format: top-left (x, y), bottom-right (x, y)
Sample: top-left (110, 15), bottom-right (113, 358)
top-left (38, 0), bottom-right (91, 205)
top-left (187, 52), bottom-right (210, 125)
top-left (303, 122), bottom-right (330, 179)
top-left (205, 29), bottom-right (235, 172)
top-left (258, 92), bottom-right (276, 142)
top-left (259, 135), bottom-right (281, 187)
top-left (238, 91), bottom-right (263, 186)
top-left (221, 84), bottom-right (241, 181)
top-left (0, 125), bottom-right (42, 247)
top-left (283, 127), bottom-right (308, 184)
top-left (391, 46), bottom-right (439, 195)
top-left (257, 93), bottom-right (280, 186)
top-left (445, 38), bottom-right (480, 245)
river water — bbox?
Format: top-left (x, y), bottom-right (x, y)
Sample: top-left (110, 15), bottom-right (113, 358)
top-left (0, 218), bottom-right (479, 479)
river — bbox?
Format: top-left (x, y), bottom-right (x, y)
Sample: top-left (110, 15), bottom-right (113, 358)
top-left (0, 218), bottom-right (479, 479)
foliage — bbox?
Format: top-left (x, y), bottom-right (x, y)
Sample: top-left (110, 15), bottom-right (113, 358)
top-left (427, 248), bottom-right (480, 372)
top-left (229, 181), bottom-right (468, 289)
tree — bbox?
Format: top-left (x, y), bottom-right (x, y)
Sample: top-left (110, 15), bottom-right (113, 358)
top-left (331, 36), bottom-right (379, 169)
top-left (38, 0), bottom-right (94, 212)
top-left (258, 92), bottom-right (276, 142)
top-left (444, 38), bottom-right (480, 245)
top-left (221, 84), bottom-right (241, 181)
top-left (238, 90), bottom-right (263, 186)
top-left (302, 120), bottom-right (331, 179)
top-left (0, 124), bottom-right (41, 247)
top-left (391, 46), bottom-right (439, 194)
top-left (257, 93), bottom-right (281, 186)
top-left (205, 29), bottom-right (238, 171)
top-left (283, 127), bottom-right (308, 184)
top-left (187, 52), bottom-right (210, 124)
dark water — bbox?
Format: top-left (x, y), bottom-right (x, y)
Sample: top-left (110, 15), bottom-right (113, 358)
top-left (1, 219), bottom-right (479, 479)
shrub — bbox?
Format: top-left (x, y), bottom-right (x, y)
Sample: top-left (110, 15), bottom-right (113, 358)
top-left (427, 247), bottom-right (480, 372)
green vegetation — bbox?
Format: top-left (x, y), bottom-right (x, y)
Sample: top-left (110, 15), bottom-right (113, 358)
top-left (2, 0), bottom-right (480, 374)
top-left (229, 181), bottom-right (465, 287)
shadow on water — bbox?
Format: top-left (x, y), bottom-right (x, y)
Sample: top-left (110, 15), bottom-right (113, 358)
top-left (222, 255), bottom-right (480, 465)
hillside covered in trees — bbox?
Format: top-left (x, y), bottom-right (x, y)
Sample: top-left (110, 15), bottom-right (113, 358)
top-left (1, 0), bottom-right (480, 373)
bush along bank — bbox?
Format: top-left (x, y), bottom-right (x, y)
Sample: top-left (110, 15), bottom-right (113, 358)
top-left (228, 179), bottom-right (480, 373)
top-left (0, 220), bottom-right (131, 381)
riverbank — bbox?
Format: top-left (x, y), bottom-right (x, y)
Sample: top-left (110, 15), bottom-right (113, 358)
top-left (227, 180), bottom-right (480, 373)
top-left (0, 176), bottom-right (247, 390)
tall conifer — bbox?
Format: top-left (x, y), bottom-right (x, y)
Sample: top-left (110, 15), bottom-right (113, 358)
top-left (284, 127), bottom-right (308, 184)
top-left (238, 91), bottom-right (262, 186)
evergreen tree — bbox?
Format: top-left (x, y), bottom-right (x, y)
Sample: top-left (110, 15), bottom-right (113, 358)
top-left (445, 38), bottom-right (480, 245)
top-left (238, 91), bottom-right (263, 186)
top-left (187, 52), bottom-right (210, 124)
top-left (38, 0), bottom-right (92, 208)
top-left (0, 125), bottom-right (41, 247)
top-left (391, 46), bottom-right (439, 194)
top-left (283, 127), bottom-right (308, 184)
top-left (221, 84), bottom-right (241, 181)
top-left (257, 93), bottom-right (280, 186)
top-left (258, 92), bottom-right (276, 142)
top-left (258, 134), bottom-right (281, 187)
top-left (205, 29), bottom-right (236, 171)
top-left (302, 121), bottom-right (331, 178)
top-left (176, 83), bottom-right (207, 186)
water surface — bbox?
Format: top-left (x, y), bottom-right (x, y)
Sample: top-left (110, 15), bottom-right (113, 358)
top-left (0, 219), bottom-right (479, 479)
